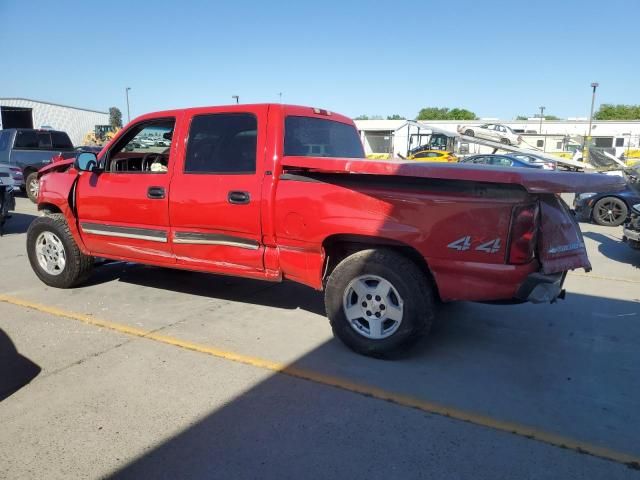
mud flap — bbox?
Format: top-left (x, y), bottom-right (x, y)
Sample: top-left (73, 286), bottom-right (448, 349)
top-left (537, 194), bottom-right (591, 274)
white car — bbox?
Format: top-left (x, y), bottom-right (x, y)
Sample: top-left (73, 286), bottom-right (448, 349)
top-left (458, 123), bottom-right (522, 145)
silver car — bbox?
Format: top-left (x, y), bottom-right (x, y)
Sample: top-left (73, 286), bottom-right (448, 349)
top-left (458, 123), bottom-right (522, 145)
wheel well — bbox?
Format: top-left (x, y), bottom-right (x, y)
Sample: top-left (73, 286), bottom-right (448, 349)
top-left (23, 166), bottom-right (37, 176)
top-left (38, 203), bottom-right (63, 215)
top-left (322, 234), bottom-right (440, 299)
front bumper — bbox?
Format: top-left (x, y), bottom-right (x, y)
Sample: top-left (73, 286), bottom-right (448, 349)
top-left (572, 199), bottom-right (593, 222)
top-left (515, 272), bottom-right (566, 304)
top-left (623, 227), bottom-right (640, 242)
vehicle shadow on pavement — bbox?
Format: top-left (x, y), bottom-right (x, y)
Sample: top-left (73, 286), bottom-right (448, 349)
top-left (83, 262), bottom-right (327, 316)
top-left (583, 232), bottom-right (640, 268)
top-left (0, 212), bottom-right (37, 236)
top-left (106, 292), bottom-right (640, 479)
top-left (0, 328), bottom-right (41, 402)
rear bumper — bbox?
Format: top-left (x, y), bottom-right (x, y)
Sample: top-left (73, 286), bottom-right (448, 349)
top-left (515, 272), bottom-right (566, 304)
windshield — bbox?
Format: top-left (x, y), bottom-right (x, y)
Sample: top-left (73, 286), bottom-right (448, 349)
top-left (284, 116), bottom-right (364, 158)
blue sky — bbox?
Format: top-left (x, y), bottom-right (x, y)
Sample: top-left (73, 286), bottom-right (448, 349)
top-left (1, 0), bottom-right (638, 120)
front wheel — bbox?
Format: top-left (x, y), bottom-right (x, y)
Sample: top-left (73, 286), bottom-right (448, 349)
top-left (26, 172), bottom-right (39, 203)
top-left (500, 138), bottom-right (511, 145)
top-left (464, 129), bottom-right (474, 137)
top-left (592, 197), bottom-right (628, 227)
top-left (27, 214), bottom-right (94, 288)
top-left (324, 249), bottom-right (435, 357)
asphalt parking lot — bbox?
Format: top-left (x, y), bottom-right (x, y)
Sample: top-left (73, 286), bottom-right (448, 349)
top-left (1, 195), bottom-right (639, 479)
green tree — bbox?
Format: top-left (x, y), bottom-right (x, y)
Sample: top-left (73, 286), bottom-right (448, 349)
top-left (386, 114), bottom-right (406, 120)
top-left (516, 115), bottom-right (528, 120)
top-left (416, 107), bottom-right (476, 120)
top-left (354, 115), bottom-right (370, 120)
top-left (447, 108), bottom-right (477, 120)
top-left (594, 104), bottom-right (640, 120)
top-left (109, 107), bottom-right (123, 129)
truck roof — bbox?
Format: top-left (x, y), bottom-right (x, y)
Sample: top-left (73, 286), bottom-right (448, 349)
top-left (130, 104), bottom-right (355, 126)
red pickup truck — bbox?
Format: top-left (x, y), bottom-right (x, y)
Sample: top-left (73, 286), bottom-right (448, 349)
top-left (26, 104), bottom-right (623, 356)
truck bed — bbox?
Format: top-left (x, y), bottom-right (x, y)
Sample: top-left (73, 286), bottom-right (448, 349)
top-left (281, 156), bottom-right (626, 194)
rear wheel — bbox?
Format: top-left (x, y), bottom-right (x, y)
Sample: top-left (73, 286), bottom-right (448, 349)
top-left (324, 248), bottom-right (435, 357)
top-left (464, 129), bottom-right (474, 137)
top-left (26, 172), bottom-right (39, 203)
top-left (592, 197), bottom-right (628, 227)
top-left (27, 214), bottom-right (94, 288)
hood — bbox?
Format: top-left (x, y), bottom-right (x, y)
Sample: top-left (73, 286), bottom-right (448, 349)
top-left (281, 156), bottom-right (626, 194)
top-left (38, 158), bottom-right (75, 177)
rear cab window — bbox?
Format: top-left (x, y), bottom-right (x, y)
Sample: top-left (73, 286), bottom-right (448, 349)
top-left (284, 116), bottom-right (364, 158)
top-left (12, 130), bottom-right (71, 150)
top-left (51, 131), bottom-right (73, 149)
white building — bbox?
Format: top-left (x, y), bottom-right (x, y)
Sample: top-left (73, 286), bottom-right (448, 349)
top-left (0, 98), bottom-right (109, 146)
top-left (355, 118), bottom-right (640, 158)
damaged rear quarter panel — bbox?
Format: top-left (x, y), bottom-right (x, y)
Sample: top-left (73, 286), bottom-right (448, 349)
top-left (538, 194), bottom-right (591, 274)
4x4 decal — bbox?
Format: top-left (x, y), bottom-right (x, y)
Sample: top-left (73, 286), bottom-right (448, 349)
top-left (448, 236), bottom-right (502, 253)
top-left (447, 236), bottom-right (471, 251)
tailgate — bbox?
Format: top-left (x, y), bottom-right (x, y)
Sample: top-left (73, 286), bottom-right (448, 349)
top-left (537, 194), bottom-right (591, 274)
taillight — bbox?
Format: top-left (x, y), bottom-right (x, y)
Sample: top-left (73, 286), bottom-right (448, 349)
top-left (508, 203), bottom-right (539, 264)
top-left (10, 167), bottom-right (23, 178)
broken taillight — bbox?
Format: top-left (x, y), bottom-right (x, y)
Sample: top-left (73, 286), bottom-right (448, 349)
top-left (508, 203), bottom-right (539, 264)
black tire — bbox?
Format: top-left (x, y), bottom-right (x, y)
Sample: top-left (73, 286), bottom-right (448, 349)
top-left (26, 172), bottom-right (39, 203)
top-left (500, 138), bottom-right (510, 145)
top-left (26, 214), bottom-right (94, 288)
top-left (324, 248), bottom-right (435, 357)
top-left (592, 197), bottom-right (628, 227)
top-left (464, 129), bottom-right (474, 137)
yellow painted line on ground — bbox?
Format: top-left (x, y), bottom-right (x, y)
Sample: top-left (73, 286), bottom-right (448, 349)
top-left (568, 272), bottom-right (640, 285)
top-left (1, 293), bottom-right (639, 469)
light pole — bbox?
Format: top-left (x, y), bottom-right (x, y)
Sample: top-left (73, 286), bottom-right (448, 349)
top-left (125, 87), bottom-right (131, 123)
top-left (232, 95), bottom-right (239, 104)
top-left (278, 92), bottom-right (282, 103)
top-left (538, 106), bottom-right (545, 151)
top-left (587, 82), bottom-right (599, 139)
top-left (584, 82), bottom-right (599, 163)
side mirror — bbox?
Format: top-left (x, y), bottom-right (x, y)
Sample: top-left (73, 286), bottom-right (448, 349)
top-left (75, 152), bottom-right (99, 172)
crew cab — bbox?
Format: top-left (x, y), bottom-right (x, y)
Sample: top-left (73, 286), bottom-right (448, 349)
top-left (26, 104), bottom-right (624, 356)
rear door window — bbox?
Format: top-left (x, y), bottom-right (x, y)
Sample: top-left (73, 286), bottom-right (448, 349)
top-left (13, 130), bottom-right (55, 150)
top-left (185, 113), bottom-right (257, 174)
top-left (284, 116), bottom-right (364, 158)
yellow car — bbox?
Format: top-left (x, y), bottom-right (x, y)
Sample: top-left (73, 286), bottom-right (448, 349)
top-left (407, 150), bottom-right (458, 162)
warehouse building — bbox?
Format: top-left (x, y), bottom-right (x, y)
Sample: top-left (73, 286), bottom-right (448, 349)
top-left (0, 98), bottom-right (109, 146)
